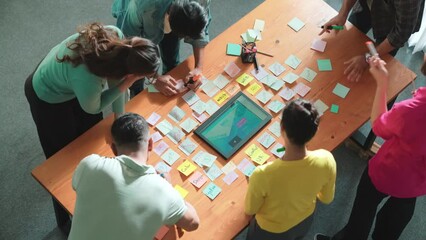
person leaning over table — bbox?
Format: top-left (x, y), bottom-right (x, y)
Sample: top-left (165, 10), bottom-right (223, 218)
top-left (112, 0), bottom-right (211, 96)
top-left (315, 55), bottom-right (426, 240)
top-left (69, 113), bottom-right (200, 240)
top-left (25, 22), bottom-right (161, 159)
top-left (320, 0), bottom-right (424, 82)
top-left (244, 99), bottom-right (337, 240)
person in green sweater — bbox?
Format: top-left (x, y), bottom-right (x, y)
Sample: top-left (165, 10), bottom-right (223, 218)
top-left (245, 99), bottom-right (337, 240)
top-left (25, 22), bottom-right (160, 159)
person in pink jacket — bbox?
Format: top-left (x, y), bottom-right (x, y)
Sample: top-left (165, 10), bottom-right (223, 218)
top-left (316, 56), bottom-right (426, 240)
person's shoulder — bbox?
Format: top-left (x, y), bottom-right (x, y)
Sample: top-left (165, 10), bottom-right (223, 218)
top-left (80, 154), bottom-right (112, 167)
top-left (310, 149), bottom-right (335, 162)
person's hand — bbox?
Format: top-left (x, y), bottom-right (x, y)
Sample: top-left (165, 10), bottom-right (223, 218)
top-left (344, 55), bottom-right (369, 82)
top-left (154, 75), bottom-right (179, 96)
top-left (368, 56), bottom-right (389, 86)
top-left (319, 13), bottom-right (346, 35)
top-left (184, 68), bottom-right (203, 91)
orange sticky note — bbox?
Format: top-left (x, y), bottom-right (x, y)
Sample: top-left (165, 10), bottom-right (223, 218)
top-left (236, 73), bottom-right (254, 86)
top-left (247, 83), bottom-right (262, 95)
top-left (214, 91), bottom-right (230, 104)
top-left (177, 160), bottom-right (197, 176)
top-left (174, 185), bottom-right (189, 198)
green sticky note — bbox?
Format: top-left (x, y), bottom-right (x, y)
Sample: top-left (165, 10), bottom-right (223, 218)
top-left (288, 17), bottom-right (305, 32)
top-left (226, 43), bottom-right (242, 56)
top-left (317, 59), bottom-right (332, 71)
top-left (330, 104), bottom-right (339, 113)
top-left (300, 67), bottom-right (317, 82)
top-left (333, 83), bottom-right (350, 98)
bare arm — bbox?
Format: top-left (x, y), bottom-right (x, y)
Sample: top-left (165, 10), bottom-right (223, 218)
top-left (319, 0), bottom-right (357, 35)
top-left (175, 202), bottom-right (200, 231)
top-left (369, 56), bottom-right (389, 124)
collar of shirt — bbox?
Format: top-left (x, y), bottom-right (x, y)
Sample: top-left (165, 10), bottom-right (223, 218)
top-left (116, 155), bottom-right (156, 175)
top-left (164, 14), bottom-right (171, 34)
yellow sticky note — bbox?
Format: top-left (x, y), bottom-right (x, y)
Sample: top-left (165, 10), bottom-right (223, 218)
top-left (236, 73), bottom-right (254, 86)
top-left (245, 144), bottom-right (260, 158)
top-left (174, 185), bottom-right (189, 198)
top-left (251, 149), bottom-right (270, 165)
top-left (177, 160), bottom-right (197, 176)
top-left (247, 83), bottom-right (262, 95)
top-left (214, 91), bottom-right (230, 104)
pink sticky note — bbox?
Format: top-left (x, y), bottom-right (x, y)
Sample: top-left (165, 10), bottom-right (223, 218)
top-left (293, 82), bottom-right (311, 97)
top-left (154, 141), bottom-right (169, 156)
top-left (193, 112), bottom-right (208, 123)
top-left (147, 112), bottom-right (161, 126)
top-left (223, 171), bottom-right (239, 185)
top-left (189, 171), bottom-right (208, 188)
top-left (224, 62), bottom-right (241, 78)
top-left (311, 39), bottom-right (327, 52)
top-left (151, 131), bottom-right (163, 143)
top-left (154, 226), bottom-right (170, 240)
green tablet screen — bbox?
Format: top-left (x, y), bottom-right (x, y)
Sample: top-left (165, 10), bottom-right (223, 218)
top-left (195, 92), bottom-right (272, 159)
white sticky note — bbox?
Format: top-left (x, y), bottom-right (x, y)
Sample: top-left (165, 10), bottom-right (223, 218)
top-left (269, 62), bottom-right (286, 76)
top-left (270, 79), bottom-right (285, 91)
top-left (154, 141), bottom-right (169, 156)
top-left (268, 121), bottom-right (282, 138)
top-left (156, 119), bottom-right (173, 135)
top-left (224, 62), bottom-right (241, 78)
top-left (182, 90), bottom-right (200, 106)
top-left (161, 148), bottom-right (180, 166)
top-left (221, 161), bottom-right (237, 175)
top-left (271, 143), bottom-right (285, 158)
top-left (313, 99), bottom-right (329, 116)
top-left (147, 112), bottom-right (161, 126)
top-left (213, 74), bottom-right (230, 89)
top-left (300, 67), bottom-right (317, 82)
top-left (251, 66), bottom-right (268, 81)
top-left (178, 138), bottom-right (198, 156)
top-left (205, 100), bottom-right (220, 115)
top-left (293, 82), bottom-right (311, 97)
top-left (180, 118), bottom-right (198, 133)
top-left (166, 126), bottom-right (185, 144)
top-left (151, 131), bottom-right (163, 143)
top-left (311, 39), bottom-right (327, 52)
top-left (282, 72), bottom-right (299, 84)
top-left (254, 19), bottom-right (265, 31)
top-left (279, 87), bottom-right (296, 101)
top-left (261, 74), bottom-right (278, 87)
top-left (256, 90), bottom-right (274, 104)
top-left (191, 100), bottom-right (206, 115)
top-left (267, 100), bottom-right (286, 113)
top-left (257, 132), bottom-right (276, 148)
top-left (168, 106), bottom-right (185, 123)
top-left (193, 112), bottom-right (208, 123)
top-left (201, 80), bottom-right (221, 97)
top-left (288, 17), bottom-right (305, 32)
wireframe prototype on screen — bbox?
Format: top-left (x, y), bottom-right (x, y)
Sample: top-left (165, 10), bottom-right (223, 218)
top-left (195, 92), bottom-right (272, 159)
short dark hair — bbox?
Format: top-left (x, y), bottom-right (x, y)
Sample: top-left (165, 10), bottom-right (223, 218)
top-left (111, 113), bottom-right (149, 151)
top-left (168, 0), bottom-right (208, 39)
top-left (281, 99), bottom-right (320, 146)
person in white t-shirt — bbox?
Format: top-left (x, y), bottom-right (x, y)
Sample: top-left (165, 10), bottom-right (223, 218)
top-left (68, 113), bottom-right (199, 240)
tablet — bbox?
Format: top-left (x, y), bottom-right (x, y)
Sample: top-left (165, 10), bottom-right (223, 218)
top-left (194, 92), bottom-right (272, 159)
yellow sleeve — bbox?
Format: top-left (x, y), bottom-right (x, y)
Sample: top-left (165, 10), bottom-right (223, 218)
top-left (244, 168), bottom-right (265, 215)
top-left (317, 153), bottom-right (337, 204)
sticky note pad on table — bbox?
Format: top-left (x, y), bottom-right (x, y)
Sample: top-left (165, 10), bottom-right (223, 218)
top-left (288, 17), bottom-right (305, 32)
top-left (225, 83), bottom-right (240, 96)
top-left (317, 59), bottom-right (332, 71)
top-left (257, 132), bottom-right (276, 148)
top-left (154, 141), bottom-right (169, 156)
top-left (147, 112), bottom-right (161, 126)
top-left (174, 185), bottom-right (189, 198)
top-left (155, 162), bottom-right (171, 173)
top-left (177, 160), bottom-right (197, 176)
top-left (226, 43), bottom-right (242, 56)
top-left (313, 99), bottom-right (329, 116)
top-left (214, 91), bottom-right (230, 104)
top-left (311, 39), bottom-right (327, 52)
top-left (178, 138), bottom-right (198, 156)
top-left (205, 100), bottom-right (220, 115)
top-left (247, 83), bottom-right (262, 95)
top-left (285, 55), bottom-right (302, 69)
top-left (293, 82), bottom-right (311, 97)
top-left (267, 100), bottom-right (286, 113)
top-left (182, 90), bottom-right (200, 106)
top-left (236, 73), bottom-right (254, 86)
top-left (161, 148), bottom-right (180, 166)
top-left (282, 72), bottom-right (299, 84)
top-left (180, 118), bottom-right (198, 133)
top-left (203, 182), bottom-right (222, 200)
top-left (261, 74), bottom-right (278, 87)
top-left (237, 158), bottom-right (256, 177)
top-left (254, 19), bottom-right (265, 31)
top-left (204, 163), bottom-right (223, 181)
top-left (269, 62), bottom-right (286, 76)
top-left (221, 161), bottom-right (237, 175)
top-left (224, 62), bottom-right (241, 78)
top-left (331, 104), bottom-right (339, 113)
top-left (256, 90), bottom-right (274, 104)
top-left (300, 67), bottom-right (317, 82)
top-left (279, 87), bottom-right (296, 101)
top-left (333, 83), bottom-right (350, 98)
top-left (251, 67), bottom-right (269, 81)
top-left (189, 171), bottom-right (208, 189)
top-left (245, 143), bottom-right (260, 158)
top-left (223, 171), bottom-right (239, 185)
top-left (251, 150), bottom-right (270, 165)
top-left (268, 121), bottom-right (281, 138)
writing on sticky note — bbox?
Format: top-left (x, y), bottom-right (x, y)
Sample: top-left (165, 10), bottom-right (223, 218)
top-left (251, 149), bottom-right (270, 165)
top-left (331, 104), bottom-right (339, 113)
top-left (182, 90), bottom-right (200, 106)
top-left (214, 91), bottom-right (230, 104)
top-left (333, 83), bottom-right (350, 98)
top-left (205, 100), bottom-right (220, 115)
top-left (268, 121), bottom-right (281, 138)
top-left (201, 80), bottom-right (220, 97)
top-left (245, 144), bottom-right (260, 158)
top-left (261, 74), bottom-right (278, 87)
top-left (161, 148), bottom-right (180, 166)
top-left (213, 74), bottom-right (230, 89)
top-left (257, 132), bottom-right (276, 148)
top-left (300, 67), bottom-right (317, 82)
top-left (237, 158), bottom-right (256, 177)
top-left (226, 43), bottom-right (242, 56)
top-left (317, 59), bottom-right (332, 71)
top-left (288, 17), bottom-right (305, 32)
top-left (189, 171), bottom-right (208, 188)
top-left (174, 185), bottom-right (189, 198)
top-left (247, 83), bottom-right (262, 95)
top-left (151, 131), bottom-right (163, 143)
top-left (155, 161), bottom-right (171, 173)
top-left (225, 83), bottom-right (240, 95)
top-left (203, 182), bottom-right (222, 200)
top-left (236, 73), bottom-right (254, 86)
top-left (154, 141), bottom-right (169, 156)
top-left (177, 160), bottom-right (197, 176)
top-left (269, 62), bottom-right (286, 76)
top-left (178, 138), bottom-right (198, 156)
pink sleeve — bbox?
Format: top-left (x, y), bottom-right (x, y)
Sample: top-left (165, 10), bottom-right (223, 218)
top-left (372, 105), bottom-right (402, 140)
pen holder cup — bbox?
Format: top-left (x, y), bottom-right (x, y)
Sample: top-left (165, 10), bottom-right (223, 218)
top-left (241, 42), bottom-right (256, 63)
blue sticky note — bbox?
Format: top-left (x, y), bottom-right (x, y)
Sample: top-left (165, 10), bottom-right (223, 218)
top-left (331, 104), bottom-right (339, 113)
top-left (285, 55), bottom-right (302, 69)
top-left (317, 59), bottom-right (332, 71)
top-left (288, 17), bottom-right (305, 32)
top-left (226, 43), bottom-right (242, 56)
top-left (204, 164), bottom-right (223, 181)
top-left (333, 83), bottom-right (350, 98)
top-left (203, 182), bottom-right (222, 200)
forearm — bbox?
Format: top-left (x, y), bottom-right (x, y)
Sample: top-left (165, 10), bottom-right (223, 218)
top-left (376, 39), bottom-right (396, 56)
top-left (193, 46), bottom-right (205, 70)
top-left (371, 82), bottom-right (388, 124)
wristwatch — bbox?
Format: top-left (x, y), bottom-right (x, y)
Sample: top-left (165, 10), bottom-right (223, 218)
top-left (365, 52), bottom-right (372, 63)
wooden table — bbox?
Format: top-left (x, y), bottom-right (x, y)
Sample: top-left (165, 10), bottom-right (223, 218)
top-left (32, 0), bottom-right (416, 239)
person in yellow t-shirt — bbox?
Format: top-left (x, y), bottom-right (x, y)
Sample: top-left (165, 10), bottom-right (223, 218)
top-left (245, 99), bottom-right (337, 240)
